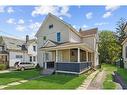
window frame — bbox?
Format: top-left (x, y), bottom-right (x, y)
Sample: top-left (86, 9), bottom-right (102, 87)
top-left (57, 32), bottom-right (61, 42)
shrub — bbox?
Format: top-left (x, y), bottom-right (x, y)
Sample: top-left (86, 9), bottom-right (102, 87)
top-left (35, 63), bottom-right (41, 70)
top-left (0, 64), bottom-right (7, 70)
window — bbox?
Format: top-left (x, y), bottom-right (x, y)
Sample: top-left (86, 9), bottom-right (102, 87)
top-left (49, 24), bottom-right (53, 29)
top-left (126, 46), bottom-right (127, 58)
top-left (57, 32), bottom-right (61, 42)
top-left (33, 56), bottom-right (36, 62)
top-left (30, 56), bottom-right (32, 62)
top-left (43, 36), bottom-right (46, 40)
top-left (16, 55), bottom-right (22, 58)
top-left (33, 46), bottom-right (36, 51)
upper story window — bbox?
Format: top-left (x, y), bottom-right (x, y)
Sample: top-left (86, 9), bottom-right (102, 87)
top-left (57, 32), bottom-right (61, 42)
top-left (126, 46), bottom-right (127, 58)
top-left (43, 36), bottom-right (46, 41)
top-left (49, 24), bottom-right (53, 29)
top-left (33, 46), bottom-right (36, 51)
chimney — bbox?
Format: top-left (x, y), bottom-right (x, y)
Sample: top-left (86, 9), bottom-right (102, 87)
top-left (26, 35), bottom-right (29, 43)
top-left (79, 28), bottom-right (82, 32)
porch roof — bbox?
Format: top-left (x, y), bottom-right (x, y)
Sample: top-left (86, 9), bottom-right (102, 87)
top-left (40, 41), bottom-right (94, 52)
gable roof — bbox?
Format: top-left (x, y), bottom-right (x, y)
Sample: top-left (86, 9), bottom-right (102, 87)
top-left (35, 13), bottom-right (98, 38)
top-left (1, 36), bottom-right (26, 51)
top-left (35, 13), bottom-right (81, 37)
top-left (79, 28), bottom-right (98, 36)
top-left (0, 36), bottom-right (37, 51)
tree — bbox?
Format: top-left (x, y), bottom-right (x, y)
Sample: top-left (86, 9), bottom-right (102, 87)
top-left (116, 18), bottom-right (127, 43)
top-left (99, 31), bottom-right (121, 64)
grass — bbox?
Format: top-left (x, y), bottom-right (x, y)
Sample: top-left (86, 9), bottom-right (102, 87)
top-left (5, 74), bottom-right (86, 89)
top-left (0, 69), bottom-right (40, 85)
top-left (101, 64), bottom-right (117, 89)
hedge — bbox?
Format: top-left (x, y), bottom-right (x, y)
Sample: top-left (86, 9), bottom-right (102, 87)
top-left (0, 64), bottom-right (7, 70)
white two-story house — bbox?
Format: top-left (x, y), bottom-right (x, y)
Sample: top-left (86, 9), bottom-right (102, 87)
top-left (0, 35), bottom-right (37, 67)
top-left (36, 13), bottom-right (99, 74)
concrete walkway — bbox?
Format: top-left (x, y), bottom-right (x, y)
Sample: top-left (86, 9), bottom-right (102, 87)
top-left (0, 75), bottom-right (43, 89)
top-left (0, 80), bottom-right (28, 89)
top-left (77, 70), bottom-right (99, 90)
top-left (0, 70), bottom-right (11, 74)
top-left (87, 70), bottom-right (106, 89)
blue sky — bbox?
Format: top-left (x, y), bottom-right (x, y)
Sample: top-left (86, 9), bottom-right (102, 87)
top-left (0, 6), bottom-right (127, 39)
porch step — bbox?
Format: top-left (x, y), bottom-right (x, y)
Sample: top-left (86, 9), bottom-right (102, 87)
top-left (41, 69), bottom-right (55, 76)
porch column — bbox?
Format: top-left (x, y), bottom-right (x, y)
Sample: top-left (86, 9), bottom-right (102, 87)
top-left (56, 50), bottom-right (58, 62)
top-left (78, 48), bottom-right (80, 62)
top-left (44, 51), bottom-right (47, 69)
top-left (86, 51), bottom-right (88, 61)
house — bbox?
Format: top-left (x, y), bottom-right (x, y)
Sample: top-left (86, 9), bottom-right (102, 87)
top-left (122, 23), bottom-right (127, 68)
top-left (0, 35), bottom-right (37, 67)
top-left (36, 13), bottom-right (99, 74)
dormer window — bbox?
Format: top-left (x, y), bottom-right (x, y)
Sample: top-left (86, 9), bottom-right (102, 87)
top-left (49, 24), bottom-right (53, 29)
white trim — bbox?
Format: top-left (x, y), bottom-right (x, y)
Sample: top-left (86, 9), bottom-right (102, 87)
top-left (55, 67), bottom-right (91, 75)
top-left (42, 40), bottom-right (56, 47)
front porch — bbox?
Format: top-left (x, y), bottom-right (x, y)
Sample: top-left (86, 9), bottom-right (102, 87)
top-left (41, 42), bottom-right (94, 74)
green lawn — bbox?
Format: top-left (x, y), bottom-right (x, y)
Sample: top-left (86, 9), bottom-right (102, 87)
top-left (0, 69), bottom-right (40, 85)
top-left (101, 64), bottom-right (117, 89)
top-left (5, 74), bottom-right (86, 89)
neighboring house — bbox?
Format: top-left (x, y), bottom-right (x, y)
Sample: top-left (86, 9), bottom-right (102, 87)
top-left (36, 13), bottom-right (99, 74)
top-left (0, 35), bottom-right (37, 67)
top-left (122, 23), bottom-right (127, 68)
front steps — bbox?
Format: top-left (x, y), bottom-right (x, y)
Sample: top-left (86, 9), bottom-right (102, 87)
top-left (41, 68), bottom-right (55, 76)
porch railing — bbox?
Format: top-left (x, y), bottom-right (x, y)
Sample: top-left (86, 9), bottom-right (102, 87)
top-left (55, 62), bottom-right (92, 73)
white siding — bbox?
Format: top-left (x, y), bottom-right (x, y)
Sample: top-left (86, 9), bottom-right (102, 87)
top-left (9, 51), bottom-right (25, 67)
top-left (69, 31), bottom-right (81, 42)
top-left (36, 15), bottom-right (70, 67)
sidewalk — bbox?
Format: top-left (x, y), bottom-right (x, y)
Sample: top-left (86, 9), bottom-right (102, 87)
top-left (0, 70), bottom-right (11, 74)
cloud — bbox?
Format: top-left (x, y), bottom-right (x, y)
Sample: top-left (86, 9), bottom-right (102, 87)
top-left (102, 12), bottom-right (112, 18)
top-left (7, 7), bottom-right (14, 14)
top-left (105, 6), bottom-right (120, 11)
top-left (82, 24), bottom-right (88, 28)
top-left (31, 6), bottom-right (71, 17)
top-left (59, 17), bottom-right (63, 20)
top-left (86, 12), bottom-right (93, 19)
top-left (0, 6), bottom-right (5, 13)
top-left (18, 19), bottom-right (24, 24)
top-left (102, 6), bottom-right (120, 18)
top-left (16, 25), bottom-right (26, 32)
top-left (6, 18), bottom-right (16, 24)
top-left (28, 22), bottom-right (41, 32)
top-left (94, 22), bottom-right (108, 26)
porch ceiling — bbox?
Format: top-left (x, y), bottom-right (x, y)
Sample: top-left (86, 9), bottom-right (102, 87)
top-left (40, 43), bottom-right (94, 52)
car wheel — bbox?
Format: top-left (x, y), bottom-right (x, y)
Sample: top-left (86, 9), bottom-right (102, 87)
top-left (21, 67), bottom-right (25, 71)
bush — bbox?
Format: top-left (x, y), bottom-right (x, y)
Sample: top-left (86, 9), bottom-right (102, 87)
top-left (35, 63), bottom-right (41, 70)
top-left (0, 64), bottom-right (7, 70)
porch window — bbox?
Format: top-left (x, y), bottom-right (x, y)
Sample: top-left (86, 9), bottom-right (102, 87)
top-left (88, 52), bottom-right (92, 61)
top-left (57, 32), bottom-right (61, 42)
top-left (126, 46), bottom-right (127, 58)
top-left (33, 56), bottom-right (36, 62)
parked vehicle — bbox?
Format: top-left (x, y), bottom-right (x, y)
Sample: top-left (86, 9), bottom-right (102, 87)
top-left (14, 61), bottom-right (36, 71)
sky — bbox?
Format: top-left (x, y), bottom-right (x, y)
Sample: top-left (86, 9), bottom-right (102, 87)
top-left (0, 5), bottom-right (127, 39)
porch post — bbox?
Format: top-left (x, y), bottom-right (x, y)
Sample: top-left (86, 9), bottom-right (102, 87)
top-left (78, 48), bottom-right (80, 62)
top-left (56, 50), bottom-right (58, 62)
top-left (86, 51), bottom-right (88, 61)
top-left (44, 51), bottom-right (47, 69)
